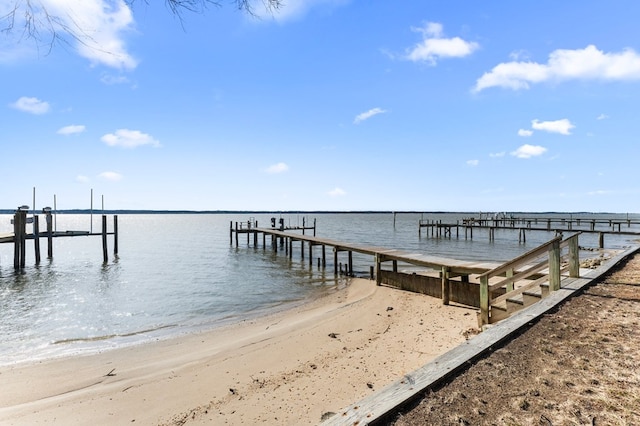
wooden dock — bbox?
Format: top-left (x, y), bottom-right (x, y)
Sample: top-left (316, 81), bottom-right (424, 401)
top-left (419, 214), bottom-right (640, 246)
top-left (230, 219), bottom-right (518, 310)
top-left (1, 207), bottom-right (118, 269)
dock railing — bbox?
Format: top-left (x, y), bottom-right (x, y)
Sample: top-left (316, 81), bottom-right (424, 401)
top-left (478, 233), bottom-right (580, 326)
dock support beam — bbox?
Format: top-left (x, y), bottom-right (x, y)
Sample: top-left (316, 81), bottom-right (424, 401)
top-left (441, 266), bottom-right (450, 305)
top-left (102, 215), bottom-right (108, 263)
top-left (33, 215), bottom-right (41, 264)
top-left (46, 210), bottom-right (53, 259)
top-left (114, 215), bottom-right (119, 255)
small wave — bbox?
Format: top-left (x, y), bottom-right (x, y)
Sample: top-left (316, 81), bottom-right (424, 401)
top-left (52, 324), bottom-right (176, 345)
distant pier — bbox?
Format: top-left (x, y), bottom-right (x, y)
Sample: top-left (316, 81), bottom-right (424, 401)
top-left (1, 206), bottom-right (118, 269)
top-left (419, 214), bottom-right (640, 247)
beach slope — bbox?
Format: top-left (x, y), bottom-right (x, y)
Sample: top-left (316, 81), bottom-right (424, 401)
top-left (0, 278), bottom-right (478, 425)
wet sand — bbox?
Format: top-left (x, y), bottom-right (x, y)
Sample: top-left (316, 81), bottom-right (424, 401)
top-left (0, 278), bottom-right (478, 425)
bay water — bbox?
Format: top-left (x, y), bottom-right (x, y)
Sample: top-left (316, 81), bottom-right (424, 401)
top-left (1, 212), bottom-right (637, 365)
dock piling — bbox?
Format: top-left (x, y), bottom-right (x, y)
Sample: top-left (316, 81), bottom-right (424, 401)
top-left (101, 215), bottom-right (108, 263)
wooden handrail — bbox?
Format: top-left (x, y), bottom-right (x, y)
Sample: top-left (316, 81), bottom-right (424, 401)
top-left (479, 236), bottom-right (562, 280)
top-left (479, 233), bottom-right (580, 326)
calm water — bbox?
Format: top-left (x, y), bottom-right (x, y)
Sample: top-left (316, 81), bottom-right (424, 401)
top-left (1, 212), bottom-right (638, 365)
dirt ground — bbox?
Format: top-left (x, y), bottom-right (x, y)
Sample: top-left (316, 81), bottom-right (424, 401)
top-left (390, 252), bottom-right (640, 426)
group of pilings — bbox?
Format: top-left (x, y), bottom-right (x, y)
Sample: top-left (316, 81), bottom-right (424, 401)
top-left (419, 221), bottom-right (538, 243)
top-left (419, 217), bottom-right (639, 248)
top-left (9, 208), bottom-right (118, 270)
top-left (230, 221), bottom-right (364, 277)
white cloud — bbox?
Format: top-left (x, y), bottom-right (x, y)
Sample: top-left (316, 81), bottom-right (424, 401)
top-left (597, 113), bottom-right (609, 120)
top-left (489, 151), bottom-right (506, 158)
top-left (531, 119), bottom-right (575, 135)
top-left (328, 187), bottom-right (346, 196)
top-left (99, 171), bottom-right (123, 181)
top-left (518, 129), bottom-right (534, 137)
top-left (101, 129), bottom-right (160, 148)
top-left (354, 107), bottom-right (387, 124)
top-left (6, 0), bottom-right (137, 69)
top-left (57, 125), bottom-right (86, 135)
top-left (265, 162), bottom-right (289, 174)
top-left (405, 22), bottom-right (479, 65)
top-left (511, 144), bottom-right (547, 159)
top-left (466, 159), bottom-right (479, 166)
top-left (76, 175), bottom-right (90, 183)
top-left (10, 96), bottom-right (50, 114)
top-left (474, 45), bottom-right (640, 92)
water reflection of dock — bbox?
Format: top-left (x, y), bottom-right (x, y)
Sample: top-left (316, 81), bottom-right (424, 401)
top-left (2, 206), bottom-right (118, 269)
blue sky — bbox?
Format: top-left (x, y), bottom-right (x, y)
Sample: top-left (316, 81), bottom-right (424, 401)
top-left (2, 1), bottom-right (639, 212)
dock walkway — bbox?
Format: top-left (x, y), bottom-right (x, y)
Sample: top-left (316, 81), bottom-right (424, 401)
top-left (231, 222), bottom-right (500, 279)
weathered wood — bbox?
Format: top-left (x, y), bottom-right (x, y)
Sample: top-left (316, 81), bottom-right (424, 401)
top-left (46, 210), bottom-right (53, 259)
top-left (441, 266), bottom-right (450, 305)
top-left (479, 236), bottom-right (562, 280)
top-left (13, 211), bottom-right (21, 269)
top-left (548, 239), bottom-right (560, 291)
top-left (113, 215), bottom-right (119, 255)
top-left (101, 215), bottom-right (108, 263)
top-left (479, 275), bottom-right (489, 325)
top-left (33, 215), bottom-right (41, 264)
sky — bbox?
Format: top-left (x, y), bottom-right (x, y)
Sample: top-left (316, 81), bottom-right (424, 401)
top-left (1, 1), bottom-right (640, 212)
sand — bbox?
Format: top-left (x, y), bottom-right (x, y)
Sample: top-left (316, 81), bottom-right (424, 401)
top-left (0, 278), bottom-right (479, 425)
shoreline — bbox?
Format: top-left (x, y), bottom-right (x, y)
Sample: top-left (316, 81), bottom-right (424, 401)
top-left (0, 278), bottom-right (479, 425)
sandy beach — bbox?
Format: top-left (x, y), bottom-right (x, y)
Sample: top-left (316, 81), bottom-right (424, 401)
top-left (0, 278), bottom-right (478, 425)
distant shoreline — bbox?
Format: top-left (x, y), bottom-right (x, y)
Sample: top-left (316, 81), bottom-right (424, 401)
top-left (0, 209), bottom-right (630, 215)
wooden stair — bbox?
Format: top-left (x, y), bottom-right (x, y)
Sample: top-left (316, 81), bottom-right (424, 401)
top-left (486, 280), bottom-right (550, 324)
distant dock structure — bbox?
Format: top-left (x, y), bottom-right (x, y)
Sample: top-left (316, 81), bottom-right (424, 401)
top-left (1, 205), bottom-right (118, 269)
top-left (419, 213), bottom-right (640, 247)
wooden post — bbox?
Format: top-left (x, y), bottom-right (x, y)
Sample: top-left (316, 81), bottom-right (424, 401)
top-left (113, 215), bottom-right (119, 255)
top-left (568, 234), bottom-right (579, 278)
top-left (229, 220), bottom-right (233, 244)
top-left (334, 248), bottom-right (339, 275)
top-left (289, 238), bottom-right (293, 259)
top-left (19, 210), bottom-right (26, 269)
top-left (375, 254), bottom-right (382, 286)
top-left (322, 245), bottom-right (326, 267)
top-left (33, 215), bottom-right (41, 264)
top-left (46, 210), bottom-right (53, 259)
top-left (101, 215), bottom-right (108, 263)
top-left (313, 218), bottom-right (316, 237)
top-left (235, 222), bottom-right (239, 246)
top-left (548, 239), bottom-right (561, 291)
top-left (13, 211), bottom-right (21, 269)
top-left (598, 232), bottom-right (604, 249)
top-left (348, 251), bottom-right (353, 276)
top-left (479, 275), bottom-right (489, 325)
top-left (392, 260), bottom-right (398, 273)
top-left (300, 239), bottom-right (304, 259)
top-left (441, 266), bottom-right (450, 305)
top-left (370, 265), bottom-right (374, 280)
top-left (308, 242), bottom-right (313, 266)
top-left (506, 268), bottom-right (514, 292)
